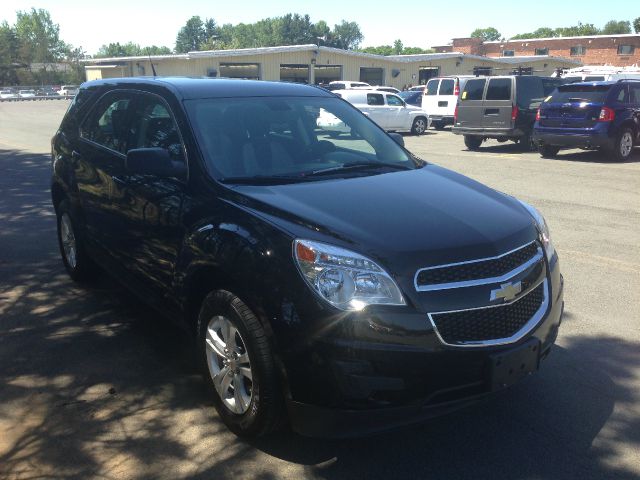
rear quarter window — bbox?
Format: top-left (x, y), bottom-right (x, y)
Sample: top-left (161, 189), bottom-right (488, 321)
top-left (461, 79), bottom-right (486, 101)
top-left (425, 79), bottom-right (439, 96)
top-left (485, 78), bottom-right (512, 100)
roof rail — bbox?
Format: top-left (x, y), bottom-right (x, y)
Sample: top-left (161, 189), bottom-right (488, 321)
top-left (617, 78), bottom-right (640, 82)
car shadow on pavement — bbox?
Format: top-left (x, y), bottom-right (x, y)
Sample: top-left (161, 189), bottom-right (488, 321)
top-left (1, 148), bottom-right (639, 479)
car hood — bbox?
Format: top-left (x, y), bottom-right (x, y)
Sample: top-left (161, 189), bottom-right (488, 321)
top-left (230, 164), bottom-right (537, 275)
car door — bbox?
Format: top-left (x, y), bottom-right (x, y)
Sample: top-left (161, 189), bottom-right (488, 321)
top-left (629, 84), bottom-right (640, 142)
top-left (363, 92), bottom-right (388, 129)
top-left (455, 78), bottom-right (487, 129)
top-left (435, 78), bottom-right (455, 118)
top-left (385, 93), bottom-right (408, 129)
top-left (76, 89), bottom-right (136, 257)
top-left (421, 78), bottom-right (440, 116)
top-left (109, 91), bottom-right (190, 298)
top-left (482, 77), bottom-right (514, 130)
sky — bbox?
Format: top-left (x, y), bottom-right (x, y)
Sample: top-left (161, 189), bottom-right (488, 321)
top-left (1, 0), bottom-right (635, 55)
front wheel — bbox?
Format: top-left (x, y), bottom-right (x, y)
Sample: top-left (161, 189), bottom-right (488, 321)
top-left (539, 145), bottom-right (560, 158)
top-left (198, 290), bottom-right (284, 437)
top-left (411, 117), bottom-right (427, 135)
top-left (608, 127), bottom-right (635, 162)
top-left (464, 135), bottom-right (483, 150)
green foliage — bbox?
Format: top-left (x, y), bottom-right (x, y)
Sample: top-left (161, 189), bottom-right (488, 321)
top-left (470, 27), bottom-right (501, 41)
top-left (15, 8), bottom-right (67, 64)
top-left (634, 17), bottom-right (640, 33)
top-left (175, 16), bottom-right (208, 53)
top-left (360, 41), bottom-right (433, 56)
top-left (95, 42), bottom-right (171, 58)
top-left (601, 20), bottom-right (631, 34)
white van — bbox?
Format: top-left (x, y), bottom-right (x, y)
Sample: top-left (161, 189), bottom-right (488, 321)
top-left (333, 89), bottom-right (430, 135)
top-left (57, 85), bottom-right (78, 97)
top-left (421, 76), bottom-right (475, 130)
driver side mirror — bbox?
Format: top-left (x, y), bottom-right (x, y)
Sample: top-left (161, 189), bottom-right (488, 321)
top-left (388, 132), bottom-right (405, 147)
top-left (126, 148), bottom-right (187, 178)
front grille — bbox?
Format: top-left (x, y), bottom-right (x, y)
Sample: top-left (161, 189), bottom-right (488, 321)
top-left (416, 242), bottom-right (539, 287)
top-left (430, 282), bottom-right (545, 346)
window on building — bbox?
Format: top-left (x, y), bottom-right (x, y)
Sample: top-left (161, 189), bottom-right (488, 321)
top-left (280, 64), bottom-right (309, 83)
top-left (473, 66), bottom-right (492, 76)
top-left (360, 67), bottom-right (384, 86)
top-left (219, 63), bottom-right (260, 80)
top-left (617, 45), bottom-right (635, 55)
top-left (534, 48), bottom-right (548, 55)
top-left (502, 50), bottom-right (515, 57)
top-left (570, 46), bottom-right (586, 56)
top-left (418, 67), bottom-right (440, 85)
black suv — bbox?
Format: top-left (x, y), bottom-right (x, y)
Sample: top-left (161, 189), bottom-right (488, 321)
top-left (453, 75), bottom-right (564, 150)
top-left (533, 80), bottom-right (640, 161)
top-left (51, 78), bottom-right (564, 437)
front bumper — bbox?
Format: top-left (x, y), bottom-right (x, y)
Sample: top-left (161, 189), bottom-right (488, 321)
top-left (285, 261), bottom-right (564, 437)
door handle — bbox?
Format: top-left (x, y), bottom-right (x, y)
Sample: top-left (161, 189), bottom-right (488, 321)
top-left (484, 109), bottom-right (500, 115)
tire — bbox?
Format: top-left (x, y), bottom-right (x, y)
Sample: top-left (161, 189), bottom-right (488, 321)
top-left (518, 133), bottom-right (536, 152)
top-left (539, 145), bottom-right (560, 159)
top-left (197, 290), bottom-right (284, 438)
top-left (607, 127), bottom-right (635, 162)
top-left (464, 135), bottom-right (482, 151)
top-left (411, 117), bottom-right (427, 135)
top-left (433, 121), bottom-right (446, 131)
top-left (56, 199), bottom-right (97, 282)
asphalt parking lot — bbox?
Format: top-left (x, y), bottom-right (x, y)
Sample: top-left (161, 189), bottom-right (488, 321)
top-left (1, 100), bottom-right (639, 479)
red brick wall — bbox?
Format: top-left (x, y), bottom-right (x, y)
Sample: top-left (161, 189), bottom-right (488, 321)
top-left (451, 35), bottom-right (640, 67)
top-left (451, 37), bottom-right (484, 55)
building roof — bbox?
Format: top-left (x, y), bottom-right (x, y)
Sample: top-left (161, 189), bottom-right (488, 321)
top-left (491, 33), bottom-right (640, 43)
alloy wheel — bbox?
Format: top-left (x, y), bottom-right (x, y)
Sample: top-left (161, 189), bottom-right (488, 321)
top-left (620, 132), bottom-right (633, 158)
top-left (205, 315), bottom-right (253, 414)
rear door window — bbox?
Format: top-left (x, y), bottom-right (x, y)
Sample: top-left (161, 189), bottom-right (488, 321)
top-left (425, 79), bottom-right (439, 95)
top-left (80, 91), bottom-right (134, 154)
top-left (485, 78), bottom-right (512, 100)
top-left (548, 85), bottom-right (612, 103)
top-left (366, 93), bottom-right (385, 106)
top-left (629, 85), bottom-right (640, 104)
top-left (461, 79), bottom-right (486, 101)
top-left (439, 79), bottom-right (454, 95)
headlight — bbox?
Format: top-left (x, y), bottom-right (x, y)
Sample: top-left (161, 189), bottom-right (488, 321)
top-left (293, 239), bottom-right (405, 311)
top-left (518, 200), bottom-right (556, 261)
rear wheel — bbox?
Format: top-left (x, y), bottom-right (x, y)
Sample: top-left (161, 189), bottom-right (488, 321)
top-left (56, 200), bottom-right (97, 282)
top-left (197, 290), bottom-right (284, 438)
top-left (433, 121), bottom-right (446, 131)
top-left (411, 117), bottom-right (427, 135)
top-left (464, 135), bottom-right (482, 151)
top-left (608, 127), bottom-right (635, 162)
top-left (539, 145), bottom-right (560, 159)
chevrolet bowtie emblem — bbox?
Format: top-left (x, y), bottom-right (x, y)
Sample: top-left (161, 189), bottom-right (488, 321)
top-left (490, 281), bottom-right (522, 303)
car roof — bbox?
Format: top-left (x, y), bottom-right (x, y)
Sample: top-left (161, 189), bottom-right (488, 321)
top-left (81, 77), bottom-right (334, 100)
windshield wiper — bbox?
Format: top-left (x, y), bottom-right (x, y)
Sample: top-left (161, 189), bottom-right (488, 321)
top-left (219, 174), bottom-right (305, 185)
top-left (307, 162), bottom-right (413, 177)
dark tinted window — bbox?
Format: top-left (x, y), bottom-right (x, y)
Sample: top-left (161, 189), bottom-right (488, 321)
top-left (584, 76), bottom-right (605, 82)
top-left (629, 85), bottom-right (640, 104)
top-left (80, 91), bottom-right (133, 154)
top-left (129, 94), bottom-right (185, 162)
top-left (618, 45), bottom-right (635, 55)
top-left (502, 50), bottom-right (515, 57)
top-left (534, 48), bottom-right (548, 55)
top-left (439, 79), bottom-right (454, 95)
top-left (461, 79), bottom-right (486, 101)
top-left (548, 84), bottom-right (611, 103)
top-left (366, 94), bottom-right (385, 106)
top-left (486, 78), bottom-right (512, 100)
top-left (570, 46), bottom-right (586, 56)
top-left (425, 79), bottom-right (439, 95)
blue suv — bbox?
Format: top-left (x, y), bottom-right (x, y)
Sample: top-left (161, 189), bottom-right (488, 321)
top-left (533, 80), bottom-right (640, 161)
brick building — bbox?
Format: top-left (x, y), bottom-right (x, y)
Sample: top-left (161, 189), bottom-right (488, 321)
top-left (433, 33), bottom-right (640, 67)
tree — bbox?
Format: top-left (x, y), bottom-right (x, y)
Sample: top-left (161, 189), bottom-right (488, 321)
top-left (634, 17), bottom-right (640, 33)
top-left (511, 27), bottom-right (556, 39)
top-left (331, 20), bottom-right (363, 50)
top-left (15, 8), bottom-right (66, 65)
top-left (555, 22), bottom-right (600, 37)
top-left (601, 20), bottom-right (631, 34)
top-left (393, 39), bottom-right (403, 55)
top-left (470, 27), bottom-right (501, 41)
top-left (360, 44), bottom-right (433, 56)
top-left (175, 16), bottom-right (206, 53)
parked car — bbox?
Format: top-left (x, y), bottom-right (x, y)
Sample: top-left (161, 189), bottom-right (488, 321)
top-left (0, 89), bottom-right (18, 100)
top-left (57, 85), bottom-right (78, 97)
top-left (409, 85), bottom-right (425, 92)
top-left (398, 90), bottom-right (423, 107)
top-left (421, 76), bottom-right (475, 130)
top-left (18, 89), bottom-right (36, 99)
top-left (326, 80), bottom-right (371, 91)
top-left (51, 77), bottom-right (563, 438)
top-left (353, 85), bottom-right (400, 94)
top-left (335, 89), bottom-right (430, 134)
top-left (533, 80), bottom-right (640, 161)
top-left (452, 75), bottom-right (565, 151)
top-left (37, 87), bottom-right (61, 98)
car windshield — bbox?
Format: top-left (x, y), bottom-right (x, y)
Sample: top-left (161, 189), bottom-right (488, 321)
top-left (185, 96), bottom-right (419, 184)
top-left (547, 84), bottom-right (611, 103)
